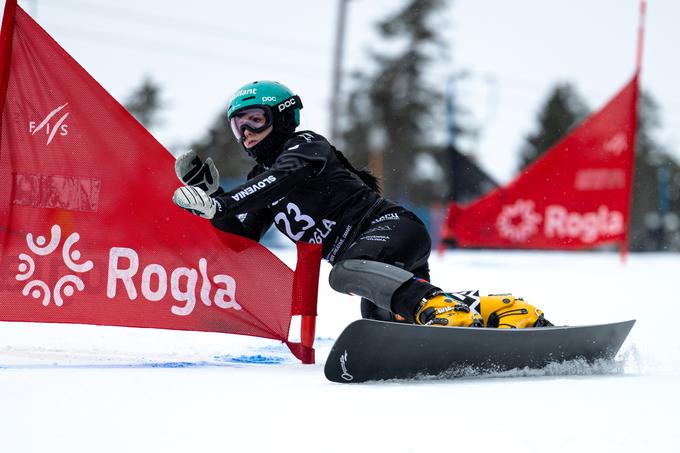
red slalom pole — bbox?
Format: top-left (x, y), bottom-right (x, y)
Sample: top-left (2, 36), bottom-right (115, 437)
top-left (622, 0), bottom-right (647, 263)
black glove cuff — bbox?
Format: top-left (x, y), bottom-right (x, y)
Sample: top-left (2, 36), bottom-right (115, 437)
top-left (213, 197), bottom-right (226, 218)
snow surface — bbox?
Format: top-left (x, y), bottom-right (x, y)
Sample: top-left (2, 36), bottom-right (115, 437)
top-left (1, 250), bottom-right (679, 453)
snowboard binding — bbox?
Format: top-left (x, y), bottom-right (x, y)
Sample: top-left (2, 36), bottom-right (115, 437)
top-left (415, 291), bottom-right (484, 327)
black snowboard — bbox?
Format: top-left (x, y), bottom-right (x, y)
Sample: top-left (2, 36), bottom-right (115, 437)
top-left (324, 319), bottom-right (635, 383)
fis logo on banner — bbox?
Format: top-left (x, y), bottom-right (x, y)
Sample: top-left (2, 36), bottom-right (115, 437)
top-left (496, 199), bottom-right (624, 244)
top-left (15, 224), bottom-right (241, 316)
top-left (28, 103), bottom-right (70, 145)
top-left (603, 132), bottom-right (628, 156)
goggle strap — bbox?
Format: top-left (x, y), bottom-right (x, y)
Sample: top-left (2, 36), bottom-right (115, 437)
top-left (274, 95), bottom-right (303, 114)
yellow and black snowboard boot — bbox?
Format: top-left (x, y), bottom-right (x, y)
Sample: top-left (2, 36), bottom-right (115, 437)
top-left (479, 294), bottom-right (552, 328)
top-left (415, 291), bottom-right (484, 327)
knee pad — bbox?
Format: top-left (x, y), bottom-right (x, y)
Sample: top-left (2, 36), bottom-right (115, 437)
top-left (329, 259), bottom-right (414, 312)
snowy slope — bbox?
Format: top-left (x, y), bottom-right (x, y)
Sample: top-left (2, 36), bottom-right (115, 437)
top-left (1, 250), bottom-right (679, 453)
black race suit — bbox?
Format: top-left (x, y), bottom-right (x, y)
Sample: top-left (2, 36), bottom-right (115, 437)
top-left (210, 131), bottom-right (438, 322)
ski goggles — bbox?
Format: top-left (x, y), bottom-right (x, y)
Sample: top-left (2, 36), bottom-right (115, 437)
top-left (229, 95), bottom-right (302, 141)
top-left (229, 107), bottom-right (273, 141)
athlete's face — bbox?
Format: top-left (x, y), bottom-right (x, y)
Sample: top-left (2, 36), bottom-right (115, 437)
top-left (233, 109), bottom-right (273, 149)
top-left (243, 125), bottom-right (273, 149)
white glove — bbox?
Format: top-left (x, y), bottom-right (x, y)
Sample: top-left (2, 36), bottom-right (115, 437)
top-left (174, 149), bottom-right (220, 195)
top-left (172, 186), bottom-right (218, 219)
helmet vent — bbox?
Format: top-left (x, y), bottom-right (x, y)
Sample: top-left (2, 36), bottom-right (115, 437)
top-left (242, 96), bottom-right (256, 101)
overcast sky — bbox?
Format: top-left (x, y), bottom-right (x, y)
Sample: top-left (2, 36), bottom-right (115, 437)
top-left (6, 0), bottom-right (680, 183)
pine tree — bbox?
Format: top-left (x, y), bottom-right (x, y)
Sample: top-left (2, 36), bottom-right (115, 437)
top-left (518, 83), bottom-right (589, 171)
top-left (341, 0), bottom-right (449, 204)
top-left (629, 91), bottom-right (680, 251)
top-left (124, 76), bottom-right (164, 129)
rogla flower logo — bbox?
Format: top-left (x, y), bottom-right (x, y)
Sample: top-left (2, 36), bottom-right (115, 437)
top-left (496, 199), bottom-right (543, 242)
top-left (15, 224), bottom-right (92, 307)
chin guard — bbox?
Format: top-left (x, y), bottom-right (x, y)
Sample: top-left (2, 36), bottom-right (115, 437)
top-left (329, 259), bottom-right (414, 312)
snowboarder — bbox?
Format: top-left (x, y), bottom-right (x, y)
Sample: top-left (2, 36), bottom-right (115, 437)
top-left (172, 80), bottom-right (551, 328)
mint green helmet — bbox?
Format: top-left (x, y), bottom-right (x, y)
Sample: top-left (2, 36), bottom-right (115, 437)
top-left (226, 81), bottom-right (303, 161)
top-left (227, 80), bottom-right (302, 126)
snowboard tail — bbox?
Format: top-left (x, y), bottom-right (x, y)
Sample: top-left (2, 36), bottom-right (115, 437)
top-left (324, 319), bottom-right (635, 383)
